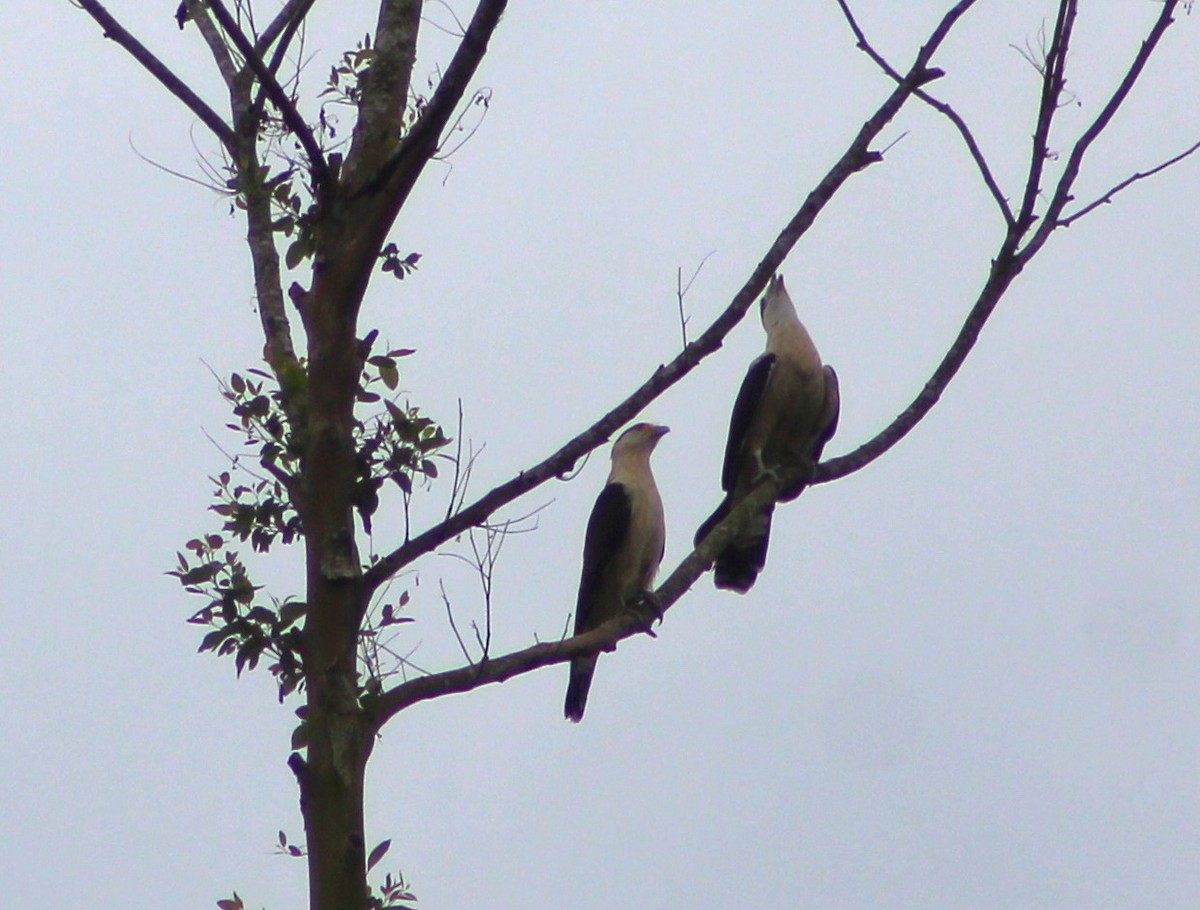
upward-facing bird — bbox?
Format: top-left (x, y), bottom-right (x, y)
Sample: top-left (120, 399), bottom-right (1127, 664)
top-left (694, 275), bottom-right (839, 593)
top-left (565, 422), bottom-right (669, 722)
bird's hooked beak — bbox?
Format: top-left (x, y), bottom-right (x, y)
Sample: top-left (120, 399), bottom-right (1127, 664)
top-left (760, 274), bottom-right (786, 320)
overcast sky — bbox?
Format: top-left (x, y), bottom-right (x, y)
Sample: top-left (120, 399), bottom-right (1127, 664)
top-left (4, 1), bottom-right (1199, 908)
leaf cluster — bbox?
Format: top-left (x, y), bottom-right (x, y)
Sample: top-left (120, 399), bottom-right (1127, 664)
top-left (171, 348), bottom-right (451, 698)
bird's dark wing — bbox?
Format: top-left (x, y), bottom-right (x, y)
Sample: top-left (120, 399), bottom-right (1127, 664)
top-left (812, 365), bottom-right (840, 462)
top-left (721, 353), bottom-right (775, 492)
top-left (574, 482), bottom-right (632, 635)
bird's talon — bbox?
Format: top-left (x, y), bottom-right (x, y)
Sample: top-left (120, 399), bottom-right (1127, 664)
top-left (621, 599), bottom-right (660, 637)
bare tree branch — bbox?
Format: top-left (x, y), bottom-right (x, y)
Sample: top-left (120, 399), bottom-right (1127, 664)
top-left (362, 1), bottom-right (979, 596)
top-left (75, 0), bottom-right (237, 150)
top-left (814, 247), bottom-right (1025, 483)
top-left (256, 0), bottom-right (318, 58)
top-left (836, 1), bottom-right (1014, 224)
top-left (1059, 138), bottom-right (1200, 228)
top-left (205, 0), bottom-right (332, 195)
top-left (367, 456), bottom-right (800, 729)
top-left (1016, 0), bottom-right (1077, 233)
top-left (355, 0), bottom-right (508, 196)
top-left (814, 0), bottom-right (1184, 484)
top-left (1019, 0), bottom-right (1181, 261)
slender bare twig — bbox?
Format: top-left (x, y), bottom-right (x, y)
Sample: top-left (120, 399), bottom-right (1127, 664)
top-left (255, 0), bottom-right (317, 58)
top-left (1019, 0), bottom-right (1181, 261)
top-left (74, 0), bottom-right (237, 150)
top-left (676, 251), bottom-right (717, 348)
top-left (423, 0), bottom-right (469, 38)
top-left (361, 2), bottom-right (969, 596)
top-left (441, 580), bottom-right (474, 665)
top-left (205, 0), bottom-right (331, 194)
top-left (815, 0), bottom-right (1183, 484)
top-left (1059, 139), bottom-right (1200, 228)
top-left (835, 0), bottom-right (1014, 224)
top-left (432, 88), bottom-right (493, 161)
top-left (366, 454), bottom-right (801, 728)
top-left (1016, 0), bottom-right (1077, 232)
top-left (126, 134), bottom-right (232, 194)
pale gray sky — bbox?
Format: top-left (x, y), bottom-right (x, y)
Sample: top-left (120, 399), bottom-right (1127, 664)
top-left (3, 1), bottom-right (1199, 908)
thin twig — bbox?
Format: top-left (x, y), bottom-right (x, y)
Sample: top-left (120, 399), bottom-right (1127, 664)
top-left (255, 0), bottom-right (318, 59)
top-left (1019, 0), bottom-right (1181, 260)
top-left (441, 580), bottom-right (474, 665)
top-left (361, 0), bottom-right (974, 596)
top-left (1016, 0), bottom-right (1077, 233)
top-left (676, 251), bottom-right (716, 348)
top-left (1059, 138), bottom-right (1200, 228)
top-left (835, 0), bottom-right (1013, 224)
top-left (74, 0), bottom-right (237, 150)
top-left (205, 0), bottom-right (332, 195)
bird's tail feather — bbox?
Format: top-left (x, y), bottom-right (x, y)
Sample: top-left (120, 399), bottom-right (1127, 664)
top-left (564, 656), bottom-right (598, 723)
top-left (694, 497), bottom-right (732, 548)
top-left (713, 506), bottom-right (774, 593)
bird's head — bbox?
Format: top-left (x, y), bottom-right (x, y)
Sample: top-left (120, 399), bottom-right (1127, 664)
top-left (759, 273), bottom-right (798, 330)
top-left (611, 422), bottom-right (670, 460)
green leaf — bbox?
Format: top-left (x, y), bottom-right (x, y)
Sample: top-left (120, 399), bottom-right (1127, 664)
top-left (285, 236), bottom-right (311, 270)
top-left (367, 838), bottom-right (392, 872)
top-left (179, 562), bottom-right (222, 586)
top-left (198, 627), bottom-right (233, 653)
top-left (379, 362), bottom-right (399, 390)
top-left (291, 723), bottom-right (310, 750)
top-left (278, 601), bottom-right (307, 630)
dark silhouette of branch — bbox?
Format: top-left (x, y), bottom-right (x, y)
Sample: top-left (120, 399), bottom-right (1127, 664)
top-left (813, 249), bottom-right (1025, 483)
top-left (362, 0), bottom-right (977, 596)
top-left (367, 459), bottom-right (800, 729)
top-left (837, 1), bottom-right (1013, 223)
top-left (205, 0), bottom-right (331, 195)
top-left (255, 0), bottom-right (318, 59)
top-left (813, 0), bottom-right (1183, 484)
top-left (75, 0), bottom-right (237, 150)
top-left (357, 0), bottom-right (510, 195)
top-left (838, 2), bottom-right (1014, 225)
top-left (1016, 0), bottom-right (1077, 232)
top-left (1059, 138), bottom-right (1200, 228)
top-left (1019, 0), bottom-right (1182, 261)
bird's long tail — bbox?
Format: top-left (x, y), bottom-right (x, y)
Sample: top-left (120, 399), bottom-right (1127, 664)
top-left (713, 504), bottom-right (774, 594)
top-left (564, 655), bottom-right (598, 722)
top-left (694, 497), bottom-right (732, 548)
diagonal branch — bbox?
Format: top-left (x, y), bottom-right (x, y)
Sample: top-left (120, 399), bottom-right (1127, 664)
top-left (205, 0), bottom-right (331, 195)
top-left (1014, 0), bottom-right (1077, 233)
top-left (354, 0), bottom-right (508, 196)
top-left (1018, 0), bottom-right (1181, 261)
top-left (813, 244), bottom-right (1026, 484)
top-left (75, 0), bottom-right (237, 151)
top-left (836, 0), bottom-right (1012, 222)
top-left (362, 0), bottom-right (980, 596)
top-left (1058, 138), bottom-right (1200, 228)
top-left (255, 0), bottom-right (319, 59)
top-left (813, 0), bottom-right (1184, 485)
top-left (366, 458), bottom-right (799, 729)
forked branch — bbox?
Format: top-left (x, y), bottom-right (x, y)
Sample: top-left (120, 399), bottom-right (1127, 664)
top-left (816, 0), bottom-right (1183, 482)
top-left (362, 2), bottom-right (979, 589)
top-left (74, 0), bottom-right (237, 150)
